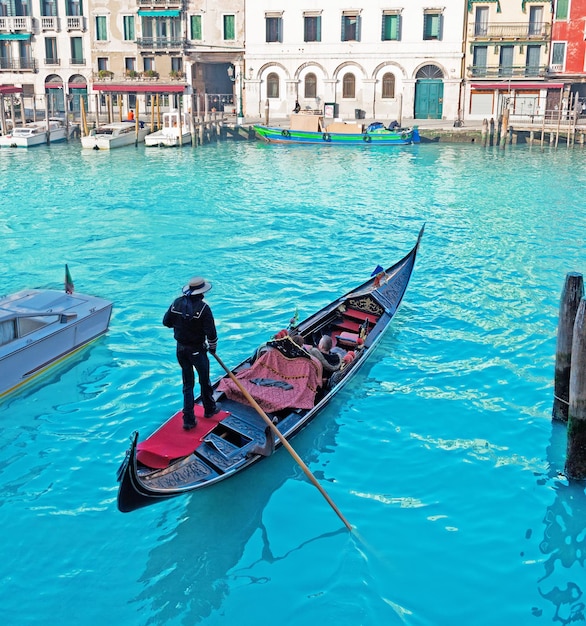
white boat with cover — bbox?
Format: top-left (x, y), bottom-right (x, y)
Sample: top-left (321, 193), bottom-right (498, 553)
top-left (145, 109), bottom-right (192, 147)
top-left (0, 287), bottom-right (113, 398)
top-left (0, 118), bottom-right (69, 148)
top-left (81, 121), bottom-right (149, 150)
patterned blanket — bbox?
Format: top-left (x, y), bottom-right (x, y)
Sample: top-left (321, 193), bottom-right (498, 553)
top-left (218, 347), bottom-right (322, 412)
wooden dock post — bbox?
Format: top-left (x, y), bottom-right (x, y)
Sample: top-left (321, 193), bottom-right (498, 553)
top-left (553, 272), bottom-right (584, 421)
top-left (500, 110), bottom-right (509, 148)
top-left (481, 118), bottom-right (488, 147)
top-left (0, 94), bottom-right (6, 136)
top-left (565, 297), bottom-right (586, 479)
top-left (489, 117), bottom-right (495, 146)
top-left (45, 97), bottom-right (50, 144)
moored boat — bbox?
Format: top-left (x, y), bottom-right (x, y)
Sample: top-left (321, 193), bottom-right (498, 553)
top-left (0, 118), bottom-right (69, 148)
top-left (81, 120), bottom-right (149, 150)
top-left (116, 226), bottom-right (424, 513)
top-left (254, 114), bottom-right (420, 146)
top-left (145, 109), bottom-right (192, 147)
top-left (0, 279), bottom-right (113, 398)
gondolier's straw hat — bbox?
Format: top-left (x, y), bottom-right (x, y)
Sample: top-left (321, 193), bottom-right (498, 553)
top-left (183, 276), bottom-right (212, 295)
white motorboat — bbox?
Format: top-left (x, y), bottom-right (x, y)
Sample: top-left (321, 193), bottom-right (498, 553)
top-left (145, 109), bottom-right (192, 147)
top-left (81, 120), bottom-right (149, 150)
top-left (0, 118), bottom-right (69, 148)
top-left (0, 287), bottom-right (113, 398)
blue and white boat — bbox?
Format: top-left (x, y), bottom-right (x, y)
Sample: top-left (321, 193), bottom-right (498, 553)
top-left (0, 284), bottom-right (113, 398)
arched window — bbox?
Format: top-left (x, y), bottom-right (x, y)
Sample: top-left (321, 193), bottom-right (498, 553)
top-left (342, 73), bottom-right (355, 98)
top-left (382, 73), bottom-right (395, 98)
top-left (267, 72), bottom-right (279, 98)
top-left (415, 65), bottom-right (444, 79)
top-left (304, 72), bottom-right (316, 99)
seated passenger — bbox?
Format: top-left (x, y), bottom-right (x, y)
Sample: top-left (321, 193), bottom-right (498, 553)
top-left (290, 334), bottom-right (305, 348)
top-left (309, 336), bottom-right (341, 380)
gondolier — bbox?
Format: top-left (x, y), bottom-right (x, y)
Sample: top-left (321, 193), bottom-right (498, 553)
top-left (163, 276), bottom-right (219, 429)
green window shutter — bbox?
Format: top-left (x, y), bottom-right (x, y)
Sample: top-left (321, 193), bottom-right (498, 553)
top-left (191, 15), bottom-right (201, 40)
top-left (123, 16), bottom-right (134, 41)
top-left (70, 36), bottom-right (82, 60)
top-left (555, 0), bottom-right (568, 20)
top-left (424, 13), bottom-right (441, 39)
top-left (96, 15), bottom-right (107, 41)
top-left (224, 14), bottom-right (235, 40)
top-left (382, 14), bottom-right (399, 41)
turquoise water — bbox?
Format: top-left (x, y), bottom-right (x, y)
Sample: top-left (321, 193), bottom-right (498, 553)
top-left (1, 139), bottom-right (585, 625)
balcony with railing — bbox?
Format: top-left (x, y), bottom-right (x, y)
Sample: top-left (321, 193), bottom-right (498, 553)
top-left (467, 64), bottom-right (549, 79)
top-left (92, 69), bottom-right (188, 85)
top-left (0, 57), bottom-right (37, 71)
top-left (468, 22), bottom-right (550, 41)
top-left (137, 0), bottom-right (183, 8)
top-left (66, 16), bottom-right (86, 32)
top-left (0, 16), bottom-right (33, 32)
top-left (135, 37), bottom-right (185, 51)
top-left (40, 16), bottom-right (60, 32)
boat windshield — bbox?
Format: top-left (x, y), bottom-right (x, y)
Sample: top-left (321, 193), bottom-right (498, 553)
top-left (18, 314), bottom-right (60, 337)
top-left (0, 319), bottom-right (17, 345)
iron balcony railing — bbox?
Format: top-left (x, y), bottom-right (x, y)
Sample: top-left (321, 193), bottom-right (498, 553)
top-left (136, 37), bottom-right (185, 50)
top-left (137, 0), bottom-right (183, 8)
top-left (0, 57), bottom-right (37, 71)
top-left (469, 22), bottom-right (550, 40)
top-left (467, 65), bottom-right (548, 79)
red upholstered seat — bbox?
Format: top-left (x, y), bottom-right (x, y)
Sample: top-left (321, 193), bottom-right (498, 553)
top-left (335, 331), bottom-right (360, 347)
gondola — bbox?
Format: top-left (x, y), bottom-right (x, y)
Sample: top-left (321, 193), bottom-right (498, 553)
top-left (117, 226), bottom-right (424, 513)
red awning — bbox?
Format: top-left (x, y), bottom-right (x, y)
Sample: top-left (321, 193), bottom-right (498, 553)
top-left (471, 82), bottom-right (564, 90)
top-left (0, 85), bottom-right (22, 95)
top-left (93, 84), bottom-right (186, 93)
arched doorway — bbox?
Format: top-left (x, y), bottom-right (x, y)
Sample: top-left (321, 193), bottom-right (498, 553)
top-left (414, 65), bottom-right (444, 119)
top-left (45, 75), bottom-right (64, 116)
top-left (68, 74), bottom-right (88, 116)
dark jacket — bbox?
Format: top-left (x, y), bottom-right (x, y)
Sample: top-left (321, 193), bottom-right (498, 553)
top-left (163, 294), bottom-right (218, 351)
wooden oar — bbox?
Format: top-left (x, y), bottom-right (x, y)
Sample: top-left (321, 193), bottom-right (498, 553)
top-left (211, 351), bottom-right (352, 531)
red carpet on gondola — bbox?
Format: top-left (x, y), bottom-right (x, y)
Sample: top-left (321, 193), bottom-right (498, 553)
top-left (136, 406), bottom-right (230, 469)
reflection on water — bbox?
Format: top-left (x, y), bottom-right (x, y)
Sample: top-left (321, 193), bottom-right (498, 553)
top-left (132, 414), bottom-right (342, 624)
top-left (534, 422), bottom-right (586, 624)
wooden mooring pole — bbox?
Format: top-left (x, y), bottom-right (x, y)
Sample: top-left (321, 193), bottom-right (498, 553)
top-left (565, 297), bottom-right (586, 479)
top-left (481, 118), bottom-right (488, 147)
top-left (553, 272), bottom-right (584, 421)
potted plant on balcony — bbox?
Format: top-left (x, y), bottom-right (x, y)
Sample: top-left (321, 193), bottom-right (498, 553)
top-left (143, 69), bottom-right (159, 80)
top-left (169, 70), bottom-right (185, 80)
top-left (97, 69), bottom-right (114, 80)
top-left (125, 69), bottom-right (139, 80)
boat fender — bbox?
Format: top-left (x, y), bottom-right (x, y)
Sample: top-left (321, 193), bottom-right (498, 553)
top-left (401, 131), bottom-right (408, 140)
top-left (363, 135), bottom-right (371, 143)
top-left (281, 129), bottom-right (291, 137)
top-left (322, 133), bottom-right (331, 142)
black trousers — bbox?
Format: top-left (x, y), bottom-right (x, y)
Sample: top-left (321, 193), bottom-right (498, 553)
top-left (176, 344), bottom-right (216, 421)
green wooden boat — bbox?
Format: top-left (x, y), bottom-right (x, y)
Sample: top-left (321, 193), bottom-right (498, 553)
top-left (254, 120), bottom-right (420, 146)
